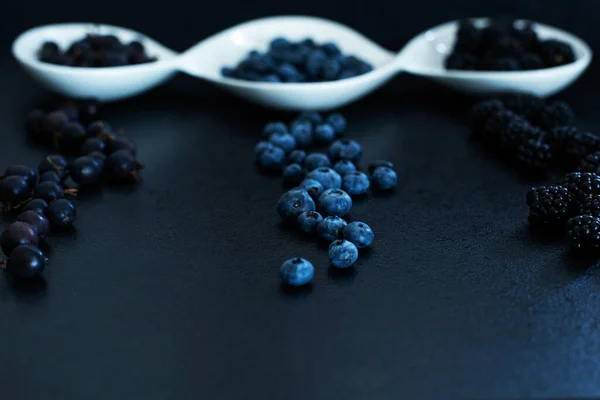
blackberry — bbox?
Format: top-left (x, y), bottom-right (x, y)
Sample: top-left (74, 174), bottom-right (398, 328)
top-left (562, 172), bottom-right (600, 200)
top-left (564, 131), bottom-right (600, 166)
top-left (520, 53), bottom-right (544, 70)
top-left (537, 101), bottom-right (575, 130)
top-left (526, 185), bottom-right (571, 227)
top-left (480, 56), bottom-right (521, 71)
top-left (511, 21), bottom-right (539, 50)
top-left (578, 194), bottom-right (600, 218)
top-left (567, 215), bottom-right (600, 252)
top-left (578, 151), bottom-right (600, 174)
top-left (540, 39), bottom-right (576, 67)
top-left (516, 129), bottom-right (551, 171)
top-left (481, 109), bottom-right (523, 152)
top-left (500, 93), bottom-right (545, 121)
top-left (445, 53), bottom-right (478, 70)
top-left (498, 118), bottom-right (535, 156)
top-left (453, 20), bottom-right (481, 53)
top-left (469, 99), bottom-right (504, 133)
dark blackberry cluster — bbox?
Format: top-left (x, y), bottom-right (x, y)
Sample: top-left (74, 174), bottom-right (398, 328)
top-left (526, 185), bottom-right (571, 228)
top-left (0, 99), bottom-right (144, 280)
top-left (38, 35), bottom-right (156, 67)
top-left (567, 215), bottom-right (600, 252)
top-left (469, 94), bottom-right (586, 173)
top-left (446, 18), bottom-right (576, 71)
top-left (221, 38), bottom-right (373, 83)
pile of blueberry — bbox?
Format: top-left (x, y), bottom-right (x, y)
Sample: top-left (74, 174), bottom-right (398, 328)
top-left (469, 93), bottom-right (578, 175)
top-left (254, 111), bottom-right (397, 287)
top-left (38, 34), bottom-right (156, 67)
top-left (0, 99), bottom-right (143, 280)
top-left (446, 18), bottom-right (575, 71)
top-left (222, 37), bottom-right (373, 83)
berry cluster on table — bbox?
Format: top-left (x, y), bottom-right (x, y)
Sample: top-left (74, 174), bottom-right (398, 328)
top-left (222, 37), bottom-right (373, 83)
top-left (0, 99), bottom-right (143, 280)
top-left (38, 33), bottom-right (157, 67)
top-left (254, 111), bottom-right (397, 287)
top-left (446, 17), bottom-right (575, 71)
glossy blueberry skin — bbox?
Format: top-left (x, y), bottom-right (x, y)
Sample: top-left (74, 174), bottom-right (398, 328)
top-left (255, 141), bottom-right (277, 155)
top-left (290, 120), bottom-right (313, 149)
top-left (305, 50), bottom-right (327, 79)
top-left (297, 112), bottom-right (323, 126)
top-left (262, 122), bottom-right (288, 138)
top-left (317, 216), bottom-right (347, 241)
top-left (328, 139), bottom-right (363, 163)
top-left (318, 188), bottom-right (352, 217)
top-left (314, 124), bottom-right (336, 144)
top-left (328, 240), bottom-right (358, 268)
top-left (368, 160), bottom-right (394, 175)
top-left (287, 149), bottom-right (306, 166)
top-left (256, 146), bottom-right (286, 171)
top-left (269, 132), bottom-right (296, 153)
top-left (327, 113), bottom-right (347, 135)
top-left (371, 166), bottom-right (398, 190)
top-left (306, 167), bottom-right (342, 190)
top-left (342, 171), bottom-right (370, 196)
top-left (280, 257), bottom-right (314, 286)
top-left (282, 163), bottom-right (305, 186)
top-left (343, 221), bottom-right (374, 248)
top-left (277, 63), bottom-right (302, 82)
top-left (304, 153), bottom-right (331, 171)
top-left (322, 42), bottom-right (342, 57)
top-left (297, 210), bottom-right (323, 234)
top-left (277, 189), bottom-right (316, 223)
top-left (320, 59), bottom-right (341, 80)
top-left (333, 160), bottom-right (357, 176)
top-left (299, 179), bottom-right (324, 201)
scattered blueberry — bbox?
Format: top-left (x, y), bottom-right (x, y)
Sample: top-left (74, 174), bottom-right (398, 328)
top-left (328, 139), bottom-right (363, 163)
top-left (317, 188), bottom-right (352, 217)
top-left (306, 167), bottom-right (342, 190)
top-left (326, 113), bottom-right (347, 135)
top-left (368, 160), bottom-right (394, 175)
top-left (257, 146), bottom-right (286, 171)
top-left (263, 122), bottom-right (288, 138)
top-left (342, 171), bottom-right (370, 196)
top-left (299, 179), bottom-right (324, 201)
top-left (304, 153), bottom-right (331, 171)
top-left (269, 132), bottom-right (296, 153)
top-left (333, 160), bottom-right (357, 176)
top-left (255, 141), bottom-right (277, 155)
top-left (343, 221), bottom-right (374, 248)
top-left (297, 210), bottom-right (324, 234)
top-left (317, 216), bottom-right (347, 241)
top-left (287, 149), bottom-right (307, 166)
top-left (297, 112), bottom-right (323, 126)
top-left (280, 257), bottom-right (314, 286)
top-left (371, 166), bottom-right (398, 190)
top-left (290, 120), bottom-right (314, 148)
top-left (277, 189), bottom-right (316, 223)
top-left (328, 239), bottom-right (358, 268)
top-left (314, 124), bottom-right (336, 144)
top-left (283, 163), bottom-right (305, 187)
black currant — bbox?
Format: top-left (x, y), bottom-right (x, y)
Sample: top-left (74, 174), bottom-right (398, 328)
top-left (39, 154), bottom-right (68, 180)
top-left (33, 181), bottom-right (66, 203)
top-left (0, 175), bottom-right (32, 210)
top-left (39, 171), bottom-right (61, 184)
top-left (106, 149), bottom-right (139, 183)
top-left (87, 121), bottom-right (114, 140)
top-left (1, 222), bottom-right (39, 256)
top-left (70, 156), bottom-right (103, 185)
top-left (60, 101), bottom-right (79, 120)
top-left (22, 199), bottom-right (49, 215)
top-left (47, 199), bottom-right (76, 230)
top-left (87, 151), bottom-right (107, 165)
top-left (108, 137), bottom-right (137, 155)
top-left (78, 99), bottom-right (101, 124)
top-left (55, 121), bottom-right (86, 153)
top-left (81, 137), bottom-right (106, 155)
top-left (16, 210), bottom-right (50, 238)
top-left (40, 111), bottom-right (69, 144)
top-left (5, 245), bottom-right (46, 279)
top-left (25, 110), bottom-right (45, 139)
top-left (3, 165), bottom-right (38, 189)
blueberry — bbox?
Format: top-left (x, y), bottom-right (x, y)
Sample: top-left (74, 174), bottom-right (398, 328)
top-left (321, 42), bottom-right (342, 57)
top-left (280, 257), bottom-right (314, 286)
top-left (305, 50), bottom-right (327, 79)
top-left (328, 240), bottom-right (358, 268)
top-left (270, 37), bottom-right (292, 52)
top-left (342, 171), bottom-right (370, 196)
top-left (306, 167), bottom-right (341, 190)
top-left (304, 153), bottom-right (331, 171)
top-left (317, 188), bottom-right (352, 217)
top-left (328, 139), bottom-right (363, 163)
top-left (269, 132), bottom-right (296, 153)
top-left (221, 67), bottom-right (237, 78)
top-left (368, 160), bottom-right (394, 175)
top-left (287, 149), bottom-right (307, 166)
top-left (283, 163), bottom-right (305, 186)
top-left (317, 216), bottom-right (347, 241)
top-left (290, 120), bottom-right (314, 148)
top-left (338, 70), bottom-right (360, 80)
top-left (343, 221), bottom-right (374, 248)
top-left (326, 113), bottom-right (347, 135)
top-left (296, 210), bottom-right (323, 234)
top-left (277, 63), bottom-right (302, 82)
top-left (314, 124), bottom-right (336, 143)
top-left (262, 74), bottom-right (281, 82)
top-left (254, 141), bottom-right (276, 155)
top-left (333, 160), bottom-right (357, 176)
top-left (371, 166), bottom-right (398, 190)
top-left (277, 189), bottom-right (316, 222)
top-left (299, 179), bottom-right (324, 201)
top-left (320, 59), bottom-right (341, 80)
top-left (257, 146), bottom-right (286, 171)
top-left (263, 122), bottom-right (288, 138)
top-left (297, 112), bottom-right (323, 126)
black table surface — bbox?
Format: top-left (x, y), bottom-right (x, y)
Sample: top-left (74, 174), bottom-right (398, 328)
top-left (1, 57), bottom-right (600, 399)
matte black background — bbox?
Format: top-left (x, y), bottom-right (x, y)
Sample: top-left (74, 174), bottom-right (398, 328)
top-left (2, 1), bottom-right (600, 399)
